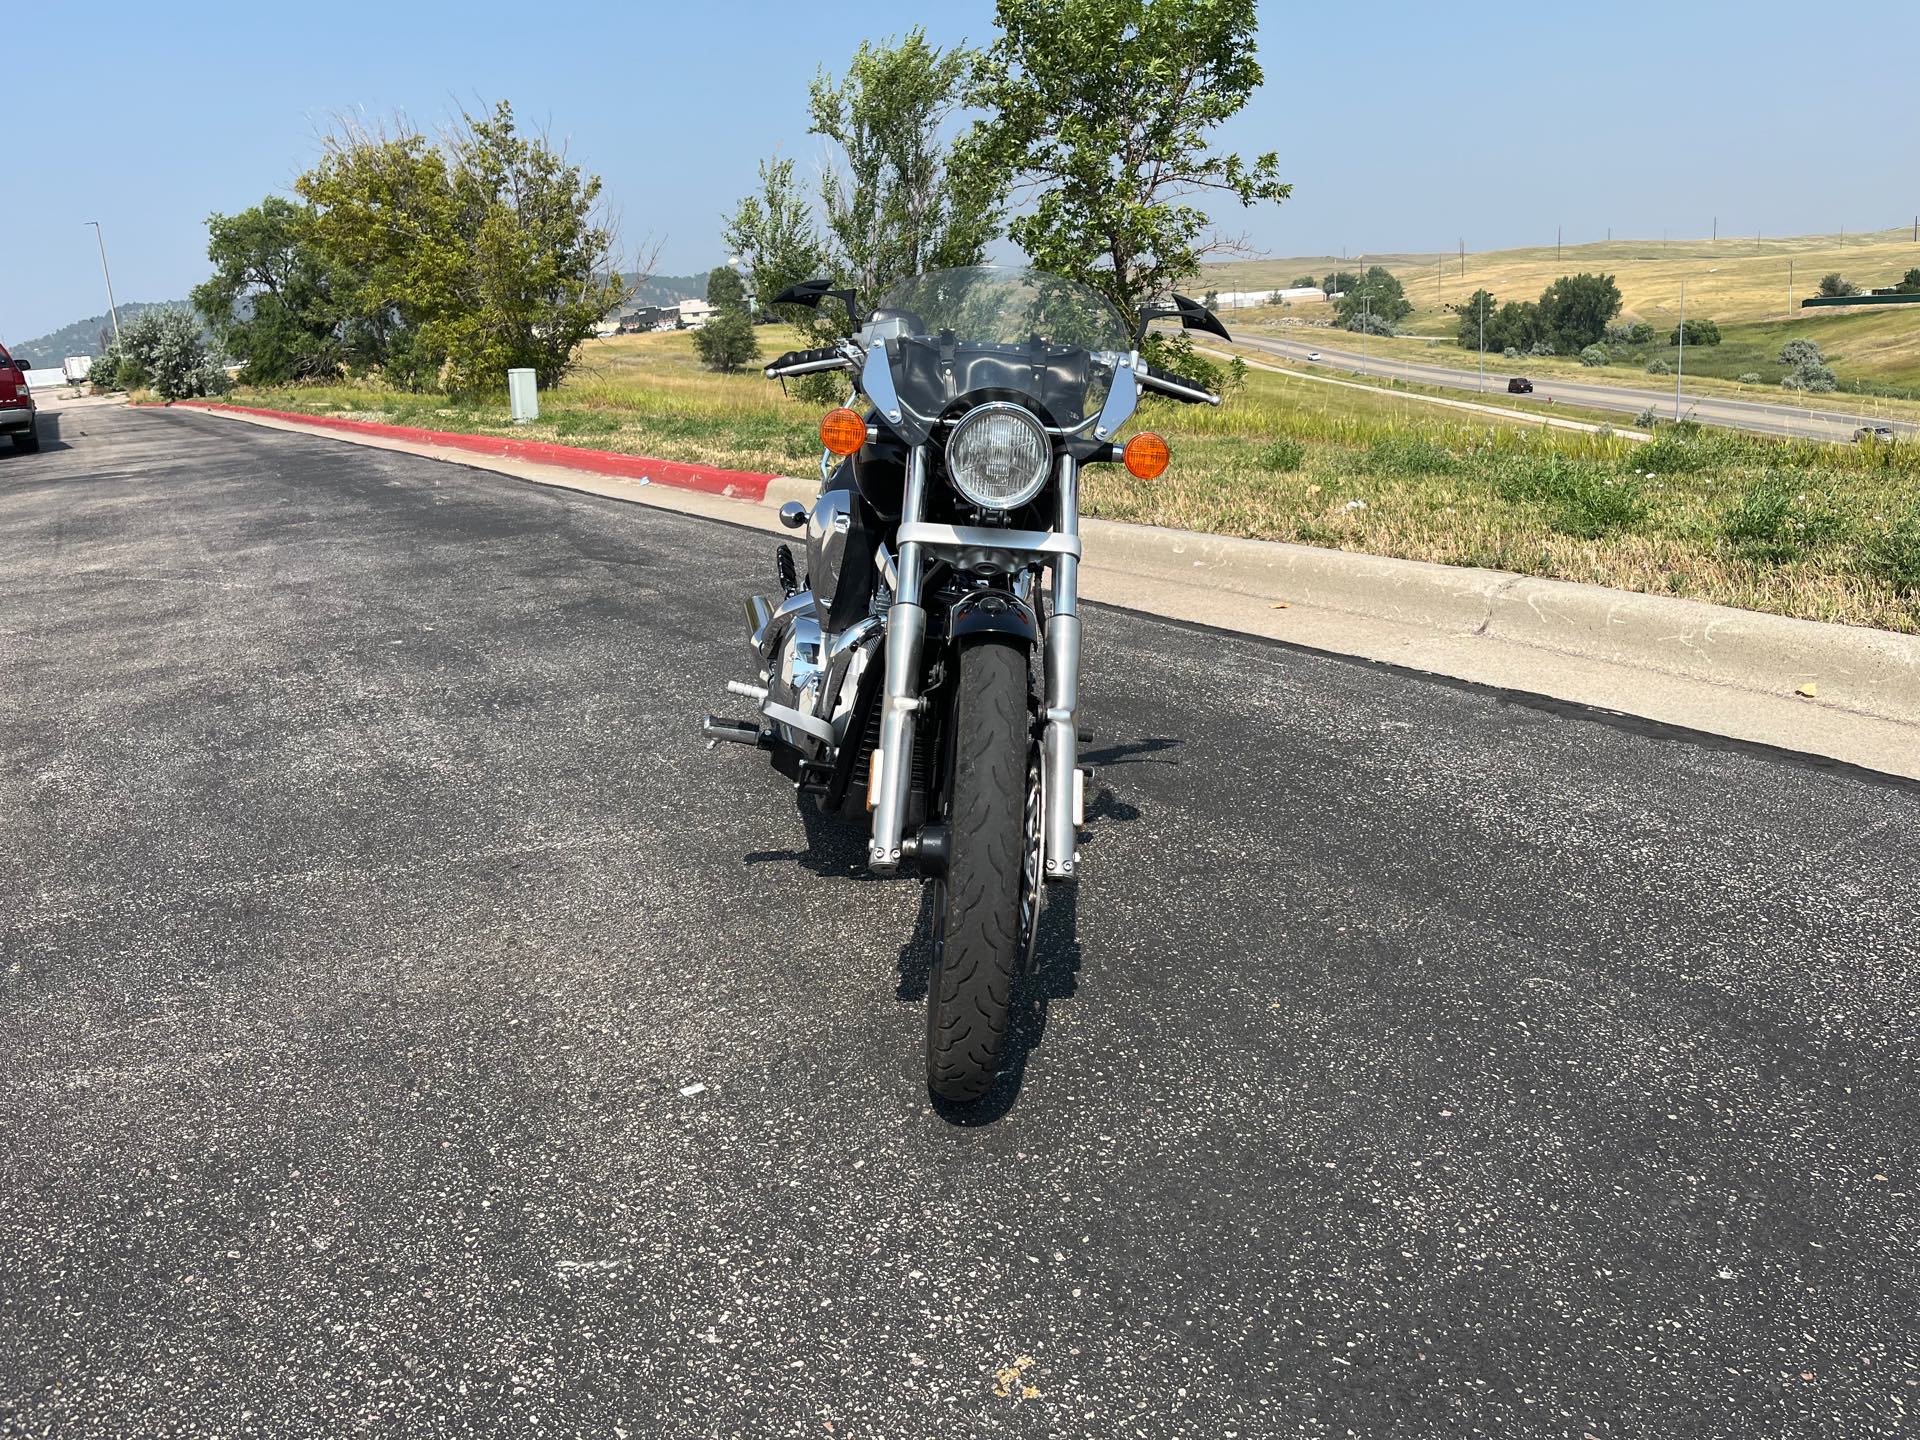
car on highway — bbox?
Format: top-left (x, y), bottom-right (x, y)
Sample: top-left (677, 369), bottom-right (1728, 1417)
top-left (1507, 377), bottom-right (1534, 395)
top-left (1306, 350), bottom-right (1321, 362)
top-left (1854, 424), bottom-right (1896, 444)
top-left (0, 344), bottom-right (38, 452)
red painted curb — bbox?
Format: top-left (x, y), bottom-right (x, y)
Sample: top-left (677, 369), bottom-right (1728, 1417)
top-left (167, 400), bottom-right (779, 501)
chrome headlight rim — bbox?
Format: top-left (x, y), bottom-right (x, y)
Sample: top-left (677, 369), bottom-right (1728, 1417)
top-left (945, 401), bottom-right (1052, 512)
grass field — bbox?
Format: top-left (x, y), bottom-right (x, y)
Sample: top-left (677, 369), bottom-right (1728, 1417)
top-left (218, 328), bottom-right (1920, 633)
top-left (1205, 227), bottom-right (1920, 397)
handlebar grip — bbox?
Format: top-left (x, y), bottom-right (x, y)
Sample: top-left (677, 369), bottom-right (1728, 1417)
top-left (1142, 365), bottom-right (1221, 405)
top-left (765, 346), bottom-right (851, 378)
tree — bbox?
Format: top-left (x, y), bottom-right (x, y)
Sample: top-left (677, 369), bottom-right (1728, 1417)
top-left (1895, 267), bottom-right (1920, 295)
top-left (191, 196), bottom-right (342, 385)
top-left (1488, 300), bottom-right (1542, 354)
top-left (959, 0), bottom-right (1290, 331)
top-left (809, 29), bottom-right (997, 304)
top-left (694, 265), bottom-right (759, 372)
top-left (1334, 265), bottom-right (1409, 331)
top-left (1537, 272), bottom-right (1622, 353)
top-left (722, 156), bottom-right (829, 331)
top-left (1454, 289), bottom-right (1496, 349)
top-left (295, 103), bottom-right (630, 394)
top-left (1818, 272), bottom-right (1860, 298)
top-left (1321, 270), bottom-right (1360, 296)
top-left (1289, 274), bottom-right (1318, 289)
top-left (1778, 339), bottom-right (1824, 369)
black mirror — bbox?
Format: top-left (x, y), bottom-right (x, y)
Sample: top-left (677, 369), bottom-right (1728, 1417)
top-left (770, 277), bottom-right (865, 326)
top-left (1134, 293), bottom-right (1232, 345)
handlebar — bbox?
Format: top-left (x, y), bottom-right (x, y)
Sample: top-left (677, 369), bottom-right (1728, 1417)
top-left (765, 346), bottom-right (855, 379)
top-left (1140, 365), bottom-right (1221, 406)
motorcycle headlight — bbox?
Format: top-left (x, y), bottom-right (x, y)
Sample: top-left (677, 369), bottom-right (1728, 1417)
top-left (945, 402), bottom-right (1051, 511)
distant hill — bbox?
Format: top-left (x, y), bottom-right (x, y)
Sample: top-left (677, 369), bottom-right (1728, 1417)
top-left (623, 272), bottom-right (710, 307)
top-left (11, 301), bottom-right (195, 365)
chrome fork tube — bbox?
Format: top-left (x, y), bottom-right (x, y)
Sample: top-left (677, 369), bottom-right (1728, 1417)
top-left (1043, 454), bottom-right (1081, 880)
top-left (869, 445), bottom-right (930, 872)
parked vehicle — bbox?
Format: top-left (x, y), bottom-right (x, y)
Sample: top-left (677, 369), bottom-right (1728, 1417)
top-left (705, 266), bottom-right (1226, 1104)
top-left (1854, 424), bottom-right (1896, 444)
top-left (0, 344), bottom-right (38, 452)
top-left (1507, 377), bottom-right (1533, 394)
top-left (62, 355), bottom-right (93, 384)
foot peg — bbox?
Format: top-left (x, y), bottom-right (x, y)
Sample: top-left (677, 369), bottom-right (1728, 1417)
top-left (703, 715), bottom-right (768, 749)
top-left (776, 544), bottom-right (799, 597)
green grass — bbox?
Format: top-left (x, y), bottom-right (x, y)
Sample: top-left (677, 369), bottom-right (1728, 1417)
top-left (222, 328), bottom-right (1920, 633)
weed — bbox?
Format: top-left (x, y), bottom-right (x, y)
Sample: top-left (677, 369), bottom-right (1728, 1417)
top-left (1257, 436), bottom-right (1306, 472)
top-left (1866, 508), bottom-right (1920, 594)
top-left (1723, 475), bottom-right (1847, 562)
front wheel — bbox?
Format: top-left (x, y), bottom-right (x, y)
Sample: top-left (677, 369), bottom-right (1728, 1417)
top-left (926, 637), bottom-right (1034, 1104)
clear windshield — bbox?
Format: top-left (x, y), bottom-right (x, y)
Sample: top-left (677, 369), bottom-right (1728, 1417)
top-left (869, 266), bottom-right (1129, 352)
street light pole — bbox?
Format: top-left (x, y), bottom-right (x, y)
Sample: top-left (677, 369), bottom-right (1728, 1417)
top-left (1675, 279), bottom-right (1686, 422)
top-left (87, 222), bottom-right (122, 345)
top-left (1478, 300), bottom-right (1486, 394)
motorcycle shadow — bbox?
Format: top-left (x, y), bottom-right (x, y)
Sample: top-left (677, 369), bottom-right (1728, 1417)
top-left (741, 797), bottom-right (890, 881)
top-left (898, 878), bottom-right (1084, 1127)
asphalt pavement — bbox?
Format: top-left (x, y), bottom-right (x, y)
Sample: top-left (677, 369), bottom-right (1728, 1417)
top-left (3, 402), bottom-right (1917, 1438)
top-left (1236, 333), bottom-right (1917, 444)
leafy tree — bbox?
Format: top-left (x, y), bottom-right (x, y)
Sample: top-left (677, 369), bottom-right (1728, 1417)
top-left (694, 265), bottom-right (760, 372)
top-left (1454, 289), bottom-right (1496, 349)
top-left (1778, 339), bottom-right (1824, 368)
top-left (1334, 265), bottom-right (1409, 331)
top-left (191, 196), bottom-right (342, 384)
top-left (809, 29), bottom-right (996, 305)
top-left (1321, 270), bottom-right (1360, 296)
top-left (1895, 267), bottom-right (1920, 295)
top-left (109, 308), bottom-right (232, 400)
top-left (1488, 300), bottom-right (1542, 354)
top-left (959, 0), bottom-right (1290, 331)
top-left (722, 157), bottom-right (830, 332)
top-left (1818, 272), bottom-right (1859, 298)
top-left (1537, 272), bottom-right (1622, 353)
top-left (1289, 274), bottom-right (1318, 289)
top-left (296, 104), bottom-right (629, 394)
top-left (1668, 318), bottom-right (1721, 346)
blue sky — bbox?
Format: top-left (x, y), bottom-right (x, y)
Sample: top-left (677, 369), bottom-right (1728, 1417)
top-left (9, 0), bottom-right (1919, 346)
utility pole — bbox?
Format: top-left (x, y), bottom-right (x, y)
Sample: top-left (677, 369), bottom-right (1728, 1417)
top-left (1478, 297), bottom-right (1486, 394)
top-left (1459, 238), bottom-right (1465, 277)
top-left (86, 221), bottom-right (122, 345)
top-left (1675, 279), bottom-right (1686, 422)
top-left (1788, 258), bottom-right (1794, 319)
top-left (1557, 225), bottom-right (1562, 262)
top-left (1713, 216), bottom-right (1718, 243)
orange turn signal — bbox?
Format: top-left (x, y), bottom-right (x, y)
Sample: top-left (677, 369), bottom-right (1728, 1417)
top-left (1123, 431), bottom-right (1171, 480)
top-left (820, 407), bottom-right (868, 456)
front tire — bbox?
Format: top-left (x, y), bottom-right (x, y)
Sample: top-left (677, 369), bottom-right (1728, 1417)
top-left (926, 637), bottom-right (1032, 1104)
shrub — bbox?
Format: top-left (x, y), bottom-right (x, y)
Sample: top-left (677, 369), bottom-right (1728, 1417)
top-left (1722, 474), bottom-right (1847, 562)
top-left (1344, 311), bottom-right (1396, 337)
top-left (1607, 320), bottom-right (1656, 346)
top-left (1866, 508), bottom-right (1920, 594)
top-left (1777, 339), bottom-right (1823, 369)
top-left (1527, 339), bottom-right (1556, 357)
top-left (1738, 372), bottom-right (1762, 384)
top-left (1645, 358), bottom-right (1670, 375)
top-left (1668, 318), bottom-right (1721, 346)
top-left (1257, 437), bottom-right (1306, 472)
top-left (1578, 344), bottom-right (1610, 367)
top-left (108, 309), bottom-right (232, 400)
top-left (89, 341), bottom-right (129, 393)
top-left (1633, 408), bottom-right (1657, 430)
top-left (1817, 273), bottom-right (1860, 299)
top-left (1502, 346), bottom-right (1522, 360)
top-left (1782, 362), bottom-right (1837, 393)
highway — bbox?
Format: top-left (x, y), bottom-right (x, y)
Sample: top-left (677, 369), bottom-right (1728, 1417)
top-left (1236, 332), bottom-right (1917, 444)
top-left (3, 402), bottom-right (1916, 1437)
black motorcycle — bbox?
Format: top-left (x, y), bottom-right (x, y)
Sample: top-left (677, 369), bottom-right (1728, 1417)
top-left (704, 265), bottom-right (1226, 1102)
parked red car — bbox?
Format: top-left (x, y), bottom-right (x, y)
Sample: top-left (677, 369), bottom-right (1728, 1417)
top-left (0, 343), bottom-right (38, 452)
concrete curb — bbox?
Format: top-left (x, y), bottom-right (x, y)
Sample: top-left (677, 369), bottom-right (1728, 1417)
top-left (1076, 521), bottom-right (1920, 728)
top-left (152, 397), bottom-right (1919, 777)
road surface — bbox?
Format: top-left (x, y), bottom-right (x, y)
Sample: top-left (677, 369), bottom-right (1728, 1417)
top-left (1237, 333), bottom-right (1916, 444)
top-left (3, 402), bottom-right (1916, 1437)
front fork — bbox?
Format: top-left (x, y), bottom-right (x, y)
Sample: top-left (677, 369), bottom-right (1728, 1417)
top-left (868, 448), bottom-right (1081, 880)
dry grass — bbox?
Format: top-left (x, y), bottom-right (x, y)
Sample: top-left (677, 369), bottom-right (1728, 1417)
top-left (1206, 227), bottom-right (1920, 394)
top-left (226, 328), bottom-right (1920, 634)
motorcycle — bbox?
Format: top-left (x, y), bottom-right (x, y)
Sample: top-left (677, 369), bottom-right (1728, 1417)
top-left (703, 265), bottom-right (1228, 1103)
